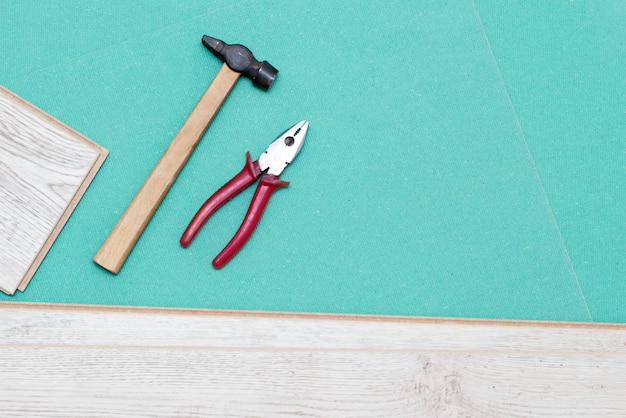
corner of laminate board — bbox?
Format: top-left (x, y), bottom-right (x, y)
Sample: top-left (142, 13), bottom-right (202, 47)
top-left (0, 285), bottom-right (16, 296)
top-left (0, 85), bottom-right (109, 158)
top-left (0, 85), bottom-right (109, 294)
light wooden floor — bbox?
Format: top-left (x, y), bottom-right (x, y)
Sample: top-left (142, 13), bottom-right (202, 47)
top-left (1, 302), bottom-right (625, 417)
top-left (0, 86), bottom-right (107, 294)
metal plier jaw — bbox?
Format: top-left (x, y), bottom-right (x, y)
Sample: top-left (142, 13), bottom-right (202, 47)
top-left (180, 120), bottom-right (308, 268)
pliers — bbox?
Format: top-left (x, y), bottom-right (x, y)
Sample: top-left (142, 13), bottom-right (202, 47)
top-left (180, 120), bottom-right (309, 268)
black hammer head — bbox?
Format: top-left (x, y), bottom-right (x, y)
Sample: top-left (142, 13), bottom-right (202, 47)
top-left (202, 35), bottom-right (278, 89)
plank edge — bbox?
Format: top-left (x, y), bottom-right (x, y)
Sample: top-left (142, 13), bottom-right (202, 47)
top-left (1, 301), bottom-right (625, 329)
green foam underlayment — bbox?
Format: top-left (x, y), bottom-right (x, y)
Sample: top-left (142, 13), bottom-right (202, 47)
top-left (0, 1), bottom-right (591, 320)
top-left (474, 0), bottom-right (625, 322)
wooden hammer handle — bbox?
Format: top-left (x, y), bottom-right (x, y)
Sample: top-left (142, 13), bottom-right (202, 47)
top-left (93, 63), bottom-right (241, 274)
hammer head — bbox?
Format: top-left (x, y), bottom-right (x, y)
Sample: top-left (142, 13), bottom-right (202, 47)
top-left (202, 35), bottom-right (278, 89)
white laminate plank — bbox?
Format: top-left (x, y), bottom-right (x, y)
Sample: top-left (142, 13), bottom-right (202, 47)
top-left (1, 303), bottom-right (625, 353)
top-left (0, 87), bottom-right (107, 294)
top-left (1, 303), bottom-right (626, 417)
top-left (0, 348), bottom-right (422, 417)
top-left (1, 347), bottom-right (624, 418)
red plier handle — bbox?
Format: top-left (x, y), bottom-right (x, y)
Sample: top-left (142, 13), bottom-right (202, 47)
top-left (180, 152), bottom-right (288, 268)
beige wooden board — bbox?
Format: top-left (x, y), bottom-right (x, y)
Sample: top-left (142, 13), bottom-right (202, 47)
top-left (1, 303), bottom-right (626, 417)
top-left (0, 86), bottom-right (107, 294)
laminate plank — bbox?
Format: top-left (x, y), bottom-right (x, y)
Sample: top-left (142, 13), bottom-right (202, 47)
top-left (2, 303), bottom-right (625, 353)
top-left (1, 303), bottom-right (625, 417)
top-left (2, 347), bottom-right (623, 418)
top-left (0, 86), bottom-right (107, 294)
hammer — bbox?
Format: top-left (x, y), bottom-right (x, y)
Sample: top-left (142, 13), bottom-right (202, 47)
top-left (93, 36), bottom-right (278, 274)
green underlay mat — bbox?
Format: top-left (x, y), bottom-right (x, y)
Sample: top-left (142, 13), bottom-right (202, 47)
top-left (0, 1), bottom-right (591, 320)
top-left (474, 0), bottom-right (625, 323)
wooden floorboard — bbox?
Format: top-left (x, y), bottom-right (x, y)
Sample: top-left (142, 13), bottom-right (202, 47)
top-left (1, 302), bottom-right (625, 417)
top-left (0, 86), bottom-right (107, 294)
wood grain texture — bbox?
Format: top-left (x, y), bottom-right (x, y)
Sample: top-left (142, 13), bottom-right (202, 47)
top-left (1, 302), bottom-right (625, 417)
top-left (0, 87), bottom-right (107, 295)
top-left (93, 63), bottom-right (240, 274)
